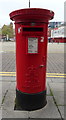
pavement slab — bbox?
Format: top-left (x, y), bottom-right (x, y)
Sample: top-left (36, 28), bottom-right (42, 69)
top-left (48, 83), bottom-right (64, 92)
top-left (2, 82), bottom-right (28, 118)
top-left (51, 78), bottom-right (64, 83)
top-left (51, 91), bottom-right (64, 106)
top-left (2, 82), bottom-right (12, 98)
top-left (48, 82), bottom-right (64, 105)
top-left (2, 110), bottom-right (29, 118)
top-left (0, 82), bottom-right (2, 107)
top-left (46, 78), bottom-right (52, 83)
top-left (58, 106), bottom-right (64, 119)
top-left (0, 109), bottom-right (2, 120)
top-left (64, 106), bottom-right (66, 120)
top-left (29, 96), bottom-right (61, 118)
top-left (2, 81), bottom-right (61, 119)
top-left (46, 83), bottom-right (52, 96)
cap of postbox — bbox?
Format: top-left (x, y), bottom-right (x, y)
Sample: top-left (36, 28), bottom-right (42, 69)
top-left (9, 8), bottom-right (54, 23)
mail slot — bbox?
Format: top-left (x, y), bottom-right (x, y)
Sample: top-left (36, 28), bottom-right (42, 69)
top-left (9, 8), bottom-right (54, 111)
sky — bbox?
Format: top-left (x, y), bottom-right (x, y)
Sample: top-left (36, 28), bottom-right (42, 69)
top-left (0, 0), bottom-right (65, 27)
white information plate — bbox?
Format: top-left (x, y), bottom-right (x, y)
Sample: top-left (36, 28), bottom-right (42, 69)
top-left (28, 38), bottom-right (38, 53)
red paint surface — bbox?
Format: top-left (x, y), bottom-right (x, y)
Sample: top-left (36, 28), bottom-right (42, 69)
top-left (10, 8), bottom-right (54, 93)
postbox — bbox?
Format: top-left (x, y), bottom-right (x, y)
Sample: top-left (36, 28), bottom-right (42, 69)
top-left (9, 8), bottom-right (54, 111)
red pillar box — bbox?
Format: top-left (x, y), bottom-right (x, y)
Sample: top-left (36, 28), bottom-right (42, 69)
top-left (9, 8), bottom-right (54, 111)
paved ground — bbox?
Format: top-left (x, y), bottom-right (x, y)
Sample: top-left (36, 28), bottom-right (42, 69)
top-left (0, 42), bottom-right (65, 120)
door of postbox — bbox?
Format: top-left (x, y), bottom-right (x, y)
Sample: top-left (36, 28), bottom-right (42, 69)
top-left (16, 25), bottom-right (47, 94)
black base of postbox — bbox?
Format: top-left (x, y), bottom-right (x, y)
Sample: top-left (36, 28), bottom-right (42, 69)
top-left (15, 89), bottom-right (47, 111)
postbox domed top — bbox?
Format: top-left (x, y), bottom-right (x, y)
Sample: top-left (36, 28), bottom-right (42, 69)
top-left (9, 8), bottom-right (54, 23)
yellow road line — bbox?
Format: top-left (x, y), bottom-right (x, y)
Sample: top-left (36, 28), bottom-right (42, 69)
top-left (0, 72), bottom-right (66, 78)
top-left (0, 75), bottom-right (65, 78)
top-left (47, 76), bottom-right (66, 78)
top-left (0, 74), bottom-right (66, 78)
top-left (0, 74), bottom-right (16, 76)
top-left (46, 73), bottom-right (66, 75)
top-left (0, 72), bottom-right (66, 75)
